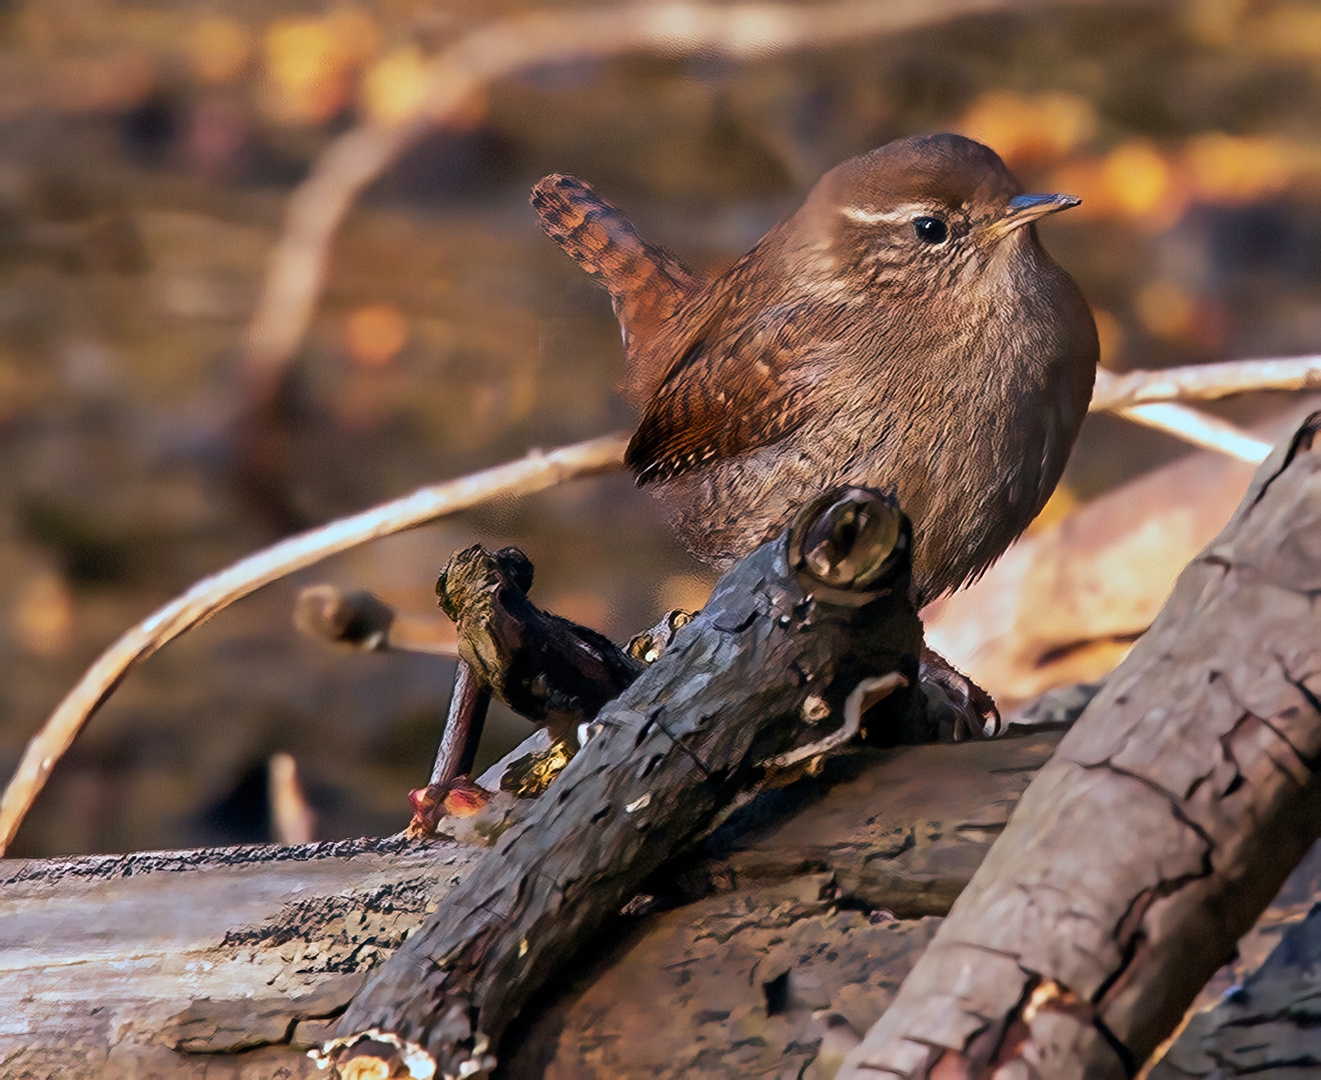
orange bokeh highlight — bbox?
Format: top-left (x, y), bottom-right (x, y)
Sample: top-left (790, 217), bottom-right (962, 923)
top-left (262, 6), bottom-right (381, 125)
top-left (958, 90), bottom-right (1098, 167)
top-left (345, 302), bottom-right (410, 366)
top-left (188, 16), bottom-right (253, 86)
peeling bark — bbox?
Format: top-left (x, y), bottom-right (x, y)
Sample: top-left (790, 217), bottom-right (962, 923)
top-left (0, 836), bottom-right (469, 1079)
top-left (837, 412), bottom-right (1321, 1079)
top-left (0, 730), bottom-right (1067, 1078)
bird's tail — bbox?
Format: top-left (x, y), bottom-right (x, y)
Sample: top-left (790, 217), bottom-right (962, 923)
top-left (531, 174), bottom-right (702, 340)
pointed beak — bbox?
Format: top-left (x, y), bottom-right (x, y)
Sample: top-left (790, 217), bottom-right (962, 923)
top-left (986, 192), bottom-right (1081, 241)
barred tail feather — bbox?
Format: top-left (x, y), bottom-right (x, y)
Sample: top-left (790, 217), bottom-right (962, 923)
top-left (531, 174), bottom-right (702, 335)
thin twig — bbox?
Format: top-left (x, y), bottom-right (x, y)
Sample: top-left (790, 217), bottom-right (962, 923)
top-left (293, 585), bottom-right (460, 658)
top-left (241, 0), bottom-right (1119, 382)
top-left (268, 752), bottom-right (317, 845)
top-left (0, 434), bottom-right (627, 855)
top-left (1089, 356), bottom-right (1321, 462)
top-left (1114, 402), bottom-right (1274, 463)
top-left (1091, 355), bottom-right (1321, 412)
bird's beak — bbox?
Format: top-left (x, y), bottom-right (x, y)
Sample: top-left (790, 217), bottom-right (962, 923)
top-left (986, 192), bottom-right (1081, 241)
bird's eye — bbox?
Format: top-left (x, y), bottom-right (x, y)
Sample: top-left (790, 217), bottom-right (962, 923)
top-left (912, 216), bottom-right (949, 245)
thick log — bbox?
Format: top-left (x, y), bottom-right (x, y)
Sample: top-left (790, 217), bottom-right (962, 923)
top-left (0, 732), bottom-right (1069, 1078)
top-left (837, 412), bottom-right (1321, 1078)
top-left (326, 489), bottom-right (928, 1075)
top-left (4, 718), bottom-right (1320, 1076)
top-left (0, 836), bottom-right (474, 1079)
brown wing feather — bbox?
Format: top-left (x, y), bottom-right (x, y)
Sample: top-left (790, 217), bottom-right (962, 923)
top-left (625, 303), bottom-right (815, 485)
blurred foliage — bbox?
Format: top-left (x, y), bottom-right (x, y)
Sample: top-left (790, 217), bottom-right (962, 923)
top-left (0, 0), bottom-right (1318, 855)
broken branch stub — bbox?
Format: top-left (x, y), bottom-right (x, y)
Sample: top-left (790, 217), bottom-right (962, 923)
top-left (436, 544), bottom-right (644, 742)
top-left (324, 488), bottom-right (925, 1077)
top-left (837, 411), bottom-right (1321, 1080)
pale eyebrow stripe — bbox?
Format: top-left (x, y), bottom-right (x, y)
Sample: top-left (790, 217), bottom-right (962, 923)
top-left (839, 203), bottom-right (928, 225)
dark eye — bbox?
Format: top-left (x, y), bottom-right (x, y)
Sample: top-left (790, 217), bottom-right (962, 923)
top-left (912, 216), bottom-right (948, 245)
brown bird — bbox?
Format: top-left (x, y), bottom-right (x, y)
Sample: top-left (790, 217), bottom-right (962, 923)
top-left (532, 134), bottom-right (1098, 604)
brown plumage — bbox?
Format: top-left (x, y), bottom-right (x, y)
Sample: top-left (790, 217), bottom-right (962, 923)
top-left (534, 134), bottom-right (1099, 603)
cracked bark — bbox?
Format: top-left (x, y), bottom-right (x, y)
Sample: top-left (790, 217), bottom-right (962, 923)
top-left (836, 411), bottom-right (1321, 1080)
top-left (0, 731), bottom-right (1069, 1079)
top-left (9, 421), bottom-right (1321, 1077)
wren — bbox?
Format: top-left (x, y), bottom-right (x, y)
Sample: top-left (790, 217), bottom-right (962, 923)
top-left (533, 134), bottom-right (1098, 603)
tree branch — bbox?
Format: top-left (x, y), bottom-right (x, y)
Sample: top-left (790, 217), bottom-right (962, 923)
top-left (322, 489), bottom-right (927, 1077)
top-left (0, 434), bottom-right (627, 855)
top-left (1091, 355), bottom-right (1321, 411)
top-left (837, 411), bottom-right (1321, 1078)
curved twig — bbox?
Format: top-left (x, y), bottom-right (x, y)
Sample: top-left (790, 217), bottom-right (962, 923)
top-left (241, 0), bottom-right (1115, 382)
top-left (1091, 355), bottom-right (1321, 411)
top-left (1088, 357), bottom-right (1321, 463)
top-left (0, 434), bottom-right (627, 855)
top-left (1112, 402), bottom-right (1274, 463)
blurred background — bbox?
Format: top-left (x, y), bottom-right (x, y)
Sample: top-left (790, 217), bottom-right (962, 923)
top-left (0, 0), bottom-right (1318, 856)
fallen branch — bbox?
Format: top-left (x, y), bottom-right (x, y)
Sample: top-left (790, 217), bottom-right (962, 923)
top-left (837, 411), bottom-right (1321, 1078)
top-left (0, 726), bottom-right (1070, 1077)
top-left (323, 488), bottom-right (927, 1077)
top-left (0, 434), bottom-right (627, 855)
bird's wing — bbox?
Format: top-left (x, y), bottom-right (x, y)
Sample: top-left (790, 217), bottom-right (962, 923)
top-left (625, 302), bottom-right (818, 485)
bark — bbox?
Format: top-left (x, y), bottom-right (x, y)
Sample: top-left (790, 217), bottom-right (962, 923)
top-left (837, 411), bottom-right (1321, 1079)
top-left (0, 835), bottom-right (475, 1079)
top-left (328, 489), bottom-right (928, 1076)
top-left (435, 543), bottom-right (643, 741)
top-left (0, 731), bottom-right (1065, 1078)
top-left (7, 417), bottom-right (1321, 1079)
top-left (1150, 877), bottom-right (1321, 1080)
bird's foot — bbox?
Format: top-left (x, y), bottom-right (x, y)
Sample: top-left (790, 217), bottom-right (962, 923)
top-left (406, 776), bottom-right (493, 837)
top-left (919, 646), bottom-right (1001, 740)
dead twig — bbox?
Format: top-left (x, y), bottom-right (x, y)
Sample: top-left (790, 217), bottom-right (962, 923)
top-left (1091, 355), bottom-right (1321, 411)
top-left (242, 0), bottom-right (1119, 384)
top-left (430, 662), bottom-right (489, 788)
top-left (294, 583), bottom-right (483, 815)
top-left (294, 584), bottom-right (459, 658)
top-left (0, 434), bottom-right (627, 856)
top-left (1090, 356), bottom-right (1321, 463)
top-left (1113, 402), bottom-right (1274, 463)
top-left (268, 752), bottom-right (317, 845)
